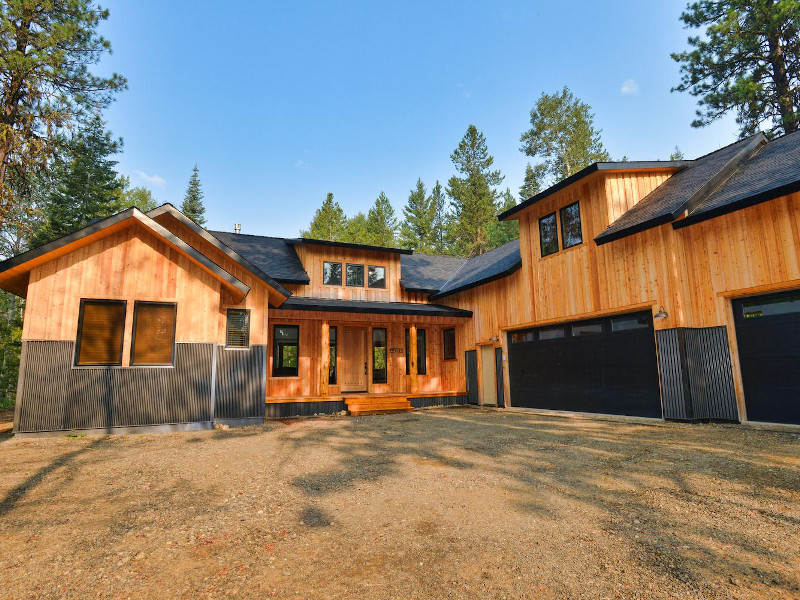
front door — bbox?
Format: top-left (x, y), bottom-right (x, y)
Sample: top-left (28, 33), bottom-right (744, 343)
top-left (340, 327), bottom-right (367, 392)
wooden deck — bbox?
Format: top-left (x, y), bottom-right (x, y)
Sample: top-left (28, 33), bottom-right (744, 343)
top-left (265, 391), bottom-right (467, 416)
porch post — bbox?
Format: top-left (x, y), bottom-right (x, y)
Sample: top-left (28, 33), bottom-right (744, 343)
top-left (409, 323), bottom-right (418, 394)
top-left (320, 320), bottom-right (330, 398)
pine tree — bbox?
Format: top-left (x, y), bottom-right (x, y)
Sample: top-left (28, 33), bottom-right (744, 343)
top-left (365, 191), bottom-right (398, 247)
top-left (33, 114), bottom-right (124, 246)
top-left (343, 212), bottom-right (369, 244)
top-left (669, 146), bottom-right (685, 161)
top-left (489, 188), bottom-right (519, 248)
top-left (116, 175), bottom-right (157, 212)
top-left (429, 181), bottom-right (449, 255)
top-left (447, 125), bottom-right (504, 257)
top-left (399, 178), bottom-right (435, 251)
top-left (519, 163), bottom-right (546, 202)
top-left (180, 165), bottom-right (206, 226)
top-left (302, 192), bottom-right (347, 241)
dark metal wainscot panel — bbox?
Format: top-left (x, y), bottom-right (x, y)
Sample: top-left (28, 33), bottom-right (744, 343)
top-left (214, 345), bottom-right (267, 424)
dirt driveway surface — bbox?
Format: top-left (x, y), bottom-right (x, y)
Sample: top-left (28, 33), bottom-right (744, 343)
top-left (1, 407), bottom-right (798, 599)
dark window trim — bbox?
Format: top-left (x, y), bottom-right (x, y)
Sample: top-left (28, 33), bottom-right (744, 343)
top-left (74, 299), bottom-right (127, 367)
top-left (560, 201), bottom-right (583, 249)
top-left (539, 212), bottom-right (559, 257)
top-left (329, 326), bottom-right (337, 385)
top-left (130, 301), bottom-right (178, 366)
top-left (322, 261), bottom-right (343, 286)
top-left (225, 308), bottom-right (251, 349)
top-left (272, 324), bottom-right (300, 378)
top-left (443, 328), bottom-right (456, 361)
top-left (346, 263), bottom-right (365, 287)
top-left (367, 265), bottom-right (387, 289)
top-left (372, 327), bottom-right (387, 384)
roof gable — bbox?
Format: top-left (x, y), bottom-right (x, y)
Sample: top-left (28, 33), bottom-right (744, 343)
top-left (210, 231), bottom-right (310, 285)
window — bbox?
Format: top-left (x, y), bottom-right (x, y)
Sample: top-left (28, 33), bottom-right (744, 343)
top-left (368, 265), bottom-right (386, 289)
top-left (741, 293), bottom-right (800, 319)
top-left (346, 264), bottom-right (364, 287)
top-left (131, 302), bottom-right (177, 365)
top-left (329, 326), bottom-right (337, 384)
top-left (571, 321), bottom-right (603, 336)
top-left (611, 314), bottom-right (651, 332)
top-left (225, 308), bottom-right (250, 348)
top-left (75, 299), bottom-right (126, 366)
top-left (443, 328), bottom-right (456, 360)
top-left (273, 325), bottom-right (299, 377)
top-left (538, 326), bottom-right (565, 340)
top-left (322, 261), bottom-right (342, 286)
top-left (405, 328), bottom-right (427, 375)
top-left (372, 328), bottom-right (387, 384)
top-left (539, 212), bottom-right (558, 257)
top-left (560, 202), bottom-right (583, 249)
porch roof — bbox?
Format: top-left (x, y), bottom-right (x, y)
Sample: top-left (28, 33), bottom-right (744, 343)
top-left (271, 296), bottom-right (472, 317)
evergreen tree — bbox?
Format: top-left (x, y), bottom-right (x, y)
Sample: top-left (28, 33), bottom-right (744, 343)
top-left (365, 191), bottom-right (398, 247)
top-left (33, 115), bottom-right (124, 246)
top-left (672, 0), bottom-right (800, 137)
top-left (180, 165), bottom-right (206, 226)
top-left (399, 178), bottom-right (436, 251)
top-left (343, 212), bottom-right (369, 244)
top-left (447, 125), bottom-right (504, 257)
top-left (116, 175), bottom-right (157, 212)
top-left (519, 163), bottom-right (546, 202)
top-left (302, 192), bottom-right (348, 241)
top-left (489, 188), bottom-right (519, 248)
top-left (520, 87), bottom-right (611, 186)
top-left (429, 181), bottom-right (449, 255)
top-left (669, 146), bottom-right (685, 161)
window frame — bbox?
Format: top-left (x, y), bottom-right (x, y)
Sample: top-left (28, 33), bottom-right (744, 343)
top-left (367, 265), bottom-right (387, 289)
top-left (130, 301), bottom-right (178, 367)
top-left (272, 324), bottom-right (300, 377)
top-left (405, 328), bottom-right (427, 375)
top-left (538, 212), bottom-right (559, 257)
top-left (74, 299), bottom-right (128, 367)
top-left (442, 328), bottom-right (456, 361)
top-left (346, 263), bottom-right (365, 287)
top-left (225, 308), bottom-right (251, 349)
top-left (559, 201), bottom-right (583, 249)
top-left (322, 261), bottom-right (343, 286)
top-left (372, 327), bottom-right (388, 384)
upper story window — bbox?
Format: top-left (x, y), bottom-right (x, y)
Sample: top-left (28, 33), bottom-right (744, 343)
top-left (75, 299), bottom-right (127, 366)
top-left (346, 263), bottom-right (364, 287)
top-left (322, 261), bottom-right (342, 286)
top-left (539, 201), bottom-right (583, 257)
top-left (368, 265), bottom-right (386, 289)
top-left (131, 301), bottom-right (177, 365)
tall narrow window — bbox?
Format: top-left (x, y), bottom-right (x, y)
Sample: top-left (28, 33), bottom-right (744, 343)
top-left (75, 299), bottom-right (127, 366)
top-left (131, 302), bottom-right (177, 365)
top-left (273, 325), bottom-right (299, 377)
top-left (443, 328), bottom-right (456, 360)
top-left (346, 264), bottom-right (364, 287)
top-left (329, 326), bottom-right (337, 385)
top-left (226, 308), bottom-right (250, 348)
top-left (539, 212), bottom-right (558, 257)
top-left (405, 328), bottom-right (427, 375)
top-left (323, 261), bottom-right (342, 286)
top-left (560, 201), bottom-right (583, 248)
top-left (372, 328), bottom-right (387, 384)
top-left (368, 265), bottom-right (386, 289)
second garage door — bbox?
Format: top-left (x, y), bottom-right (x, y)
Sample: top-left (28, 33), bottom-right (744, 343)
top-left (508, 311), bottom-right (662, 418)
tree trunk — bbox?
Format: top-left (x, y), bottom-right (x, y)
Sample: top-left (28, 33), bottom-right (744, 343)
top-left (767, 29), bottom-right (798, 133)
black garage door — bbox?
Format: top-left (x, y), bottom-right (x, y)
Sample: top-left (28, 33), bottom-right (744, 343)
top-left (508, 311), bottom-right (662, 418)
top-left (733, 289), bottom-right (800, 425)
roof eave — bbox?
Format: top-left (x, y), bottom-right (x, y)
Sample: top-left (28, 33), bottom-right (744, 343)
top-left (428, 261), bottom-right (522, 299)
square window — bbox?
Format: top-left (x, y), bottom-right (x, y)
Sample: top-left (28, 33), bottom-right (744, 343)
top-left (131, 302), bottom-right (177, 365)
top-left (560, 202), bottom-right (583, 249)
top-left (346, 264), bottom-right (364, 287)
top-left (539, 212), bottom-right (558, 257)
top-left (322, 262), bottom-right (342, 286)
top-left (75, 299), bottom-right (126, 366)
top-left (368, 265), bottom-right (386, 289)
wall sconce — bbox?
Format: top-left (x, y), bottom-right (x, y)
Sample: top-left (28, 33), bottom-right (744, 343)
top-left (654, 306), bottom-right (669, 320)
top-left (488, 336), bottom-right (499, 342)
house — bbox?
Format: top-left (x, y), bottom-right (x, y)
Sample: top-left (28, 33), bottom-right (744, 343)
top-left (1, 130), bottom-right (799, 435)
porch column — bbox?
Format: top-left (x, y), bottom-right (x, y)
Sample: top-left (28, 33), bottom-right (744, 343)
top-left (320, 320), bottom-right (330, 398)
top-left (409, 323), bottom-right (418, 394)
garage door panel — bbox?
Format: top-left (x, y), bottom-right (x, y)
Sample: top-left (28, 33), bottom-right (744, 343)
top-left (508, 311), bottom-right (662, 418)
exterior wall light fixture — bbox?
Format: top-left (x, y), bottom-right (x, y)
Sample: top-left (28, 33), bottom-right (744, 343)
top-left (654, 306), bottom-right (669, 320)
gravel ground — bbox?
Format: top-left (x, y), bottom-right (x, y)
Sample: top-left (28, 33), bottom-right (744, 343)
top-left (0, 407), bottom-right (799, 599)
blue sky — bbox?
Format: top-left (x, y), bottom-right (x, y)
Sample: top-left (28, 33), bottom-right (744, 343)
top-left (98, 0), bottom-right (738, 236)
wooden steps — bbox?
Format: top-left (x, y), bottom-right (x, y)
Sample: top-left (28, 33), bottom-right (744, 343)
top-left (345, 395), bottom-right (414, 416)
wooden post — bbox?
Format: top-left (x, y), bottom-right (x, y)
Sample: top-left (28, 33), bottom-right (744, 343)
top-left (409, 323), bottom-right (418, 394)
top-left (320, 320), bottom-right (330, 398)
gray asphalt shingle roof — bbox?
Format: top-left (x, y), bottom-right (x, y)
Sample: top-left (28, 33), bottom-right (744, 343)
top-left (400, 253), bottom-right (468, 293)
top-left (275, 296), bottom-right (472, 317)
top-left (210, 231), bottom-right (310, 284)
top-left (430, 239), bottom-right (522, 299)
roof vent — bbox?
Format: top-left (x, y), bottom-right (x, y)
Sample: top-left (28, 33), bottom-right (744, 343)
top-left (234, 223), bottom-right (241, 234)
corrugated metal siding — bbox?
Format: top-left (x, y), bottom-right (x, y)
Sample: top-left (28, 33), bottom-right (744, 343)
top-left (265, 401), bottom-right (346, 418)
top-left (656, 327), bottom-right (739, 421)
top-left (16, 341), bottom-right (214, 432)
top-left (409, 395), bottom-right (469, 409)
top-left (465, 350), bottom-right (479, 405)
top-left (214, 345), bottom-right (267, 420)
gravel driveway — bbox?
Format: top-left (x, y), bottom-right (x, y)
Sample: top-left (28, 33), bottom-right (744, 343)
top-left (1, 407), bottom-right (798, 599)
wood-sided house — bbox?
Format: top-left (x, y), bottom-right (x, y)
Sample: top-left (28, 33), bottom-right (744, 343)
top-left (1, 130), bottom-right (800, 434)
